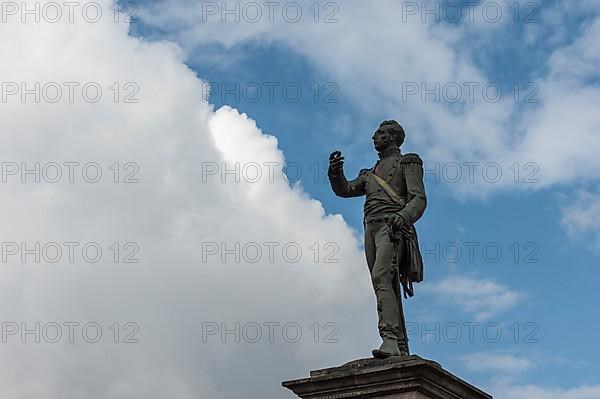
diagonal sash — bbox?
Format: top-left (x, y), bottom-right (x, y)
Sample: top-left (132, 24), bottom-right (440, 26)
top-left (371, 172), bottom-right (405, 207)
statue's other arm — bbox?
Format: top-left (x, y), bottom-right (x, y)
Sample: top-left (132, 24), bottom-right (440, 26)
top-left (398, 153), bottom-right (427, 224)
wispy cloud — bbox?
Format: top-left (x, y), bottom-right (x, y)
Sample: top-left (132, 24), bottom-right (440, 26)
top-left (461, 352), bottom-right (534, 374)
top-left (424, 276), bottom-right (524, 321)
top-left (561, 189), bottom-right (600, 237)
top-left (494, 384), bottom-right (600, 399)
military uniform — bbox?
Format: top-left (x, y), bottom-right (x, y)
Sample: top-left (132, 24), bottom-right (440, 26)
top-left (328, 147), bottom-right (426, 352)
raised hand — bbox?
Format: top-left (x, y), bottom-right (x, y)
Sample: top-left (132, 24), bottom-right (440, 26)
top-left (329, 150), bottom-right (345, 174)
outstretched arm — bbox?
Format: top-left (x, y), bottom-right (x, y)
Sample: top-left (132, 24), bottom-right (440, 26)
top-left (327, 151), bottom-right (366, 198)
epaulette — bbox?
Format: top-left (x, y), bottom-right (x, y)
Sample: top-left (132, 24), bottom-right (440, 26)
top-left (400, 153), bottom-right (423, 165)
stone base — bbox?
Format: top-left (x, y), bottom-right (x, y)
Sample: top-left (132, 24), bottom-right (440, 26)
top-left (282, 355), bottom-right (492, 399)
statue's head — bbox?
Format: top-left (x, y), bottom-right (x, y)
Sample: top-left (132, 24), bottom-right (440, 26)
top-left (372, 120), bottom-right (405, 152)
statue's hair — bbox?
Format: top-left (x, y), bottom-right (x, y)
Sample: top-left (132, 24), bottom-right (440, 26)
top-left (379, 120), bottom-right (405, 147)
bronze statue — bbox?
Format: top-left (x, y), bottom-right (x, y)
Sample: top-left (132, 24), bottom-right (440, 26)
top-left (328, 120), bottom-right (427, 358)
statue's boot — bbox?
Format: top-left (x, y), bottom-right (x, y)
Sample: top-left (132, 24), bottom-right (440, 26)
top-left (398, 340), bottom-right (409, 356)
top-left (372, 338), bottom-right (400, 358)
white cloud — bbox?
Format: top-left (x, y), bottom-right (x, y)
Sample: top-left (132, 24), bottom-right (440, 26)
top-left (461, 352), bottom-right (534, 373)
top-left (0, 2), bottom-right (377, 397)
top-left (459, 351), bottom-right (600, 399)
top-left (561, 190), bottom-right (600, 236)
top-left (461, 352), bottom-right (600, 399)
top-left (424, 276), bottom-right (523, 321)
top-left (494, 384), bottom-right (600, 399)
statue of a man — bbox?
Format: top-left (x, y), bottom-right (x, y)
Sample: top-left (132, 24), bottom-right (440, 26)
top-left (328, 120), bottom-right (427, 358)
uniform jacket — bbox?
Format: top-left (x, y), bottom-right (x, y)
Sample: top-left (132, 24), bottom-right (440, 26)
top-left (328, 148), bottom-right (426, 224)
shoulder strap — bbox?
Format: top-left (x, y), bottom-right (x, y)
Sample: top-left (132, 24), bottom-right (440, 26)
top-left (371, 172), bottom-right (405, 206)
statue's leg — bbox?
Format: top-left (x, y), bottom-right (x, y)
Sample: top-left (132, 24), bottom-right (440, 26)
top-left (392, 239), bottom-right (409, 355)
top-left (365, 222), bottom-right (376, 274)
top-left (396, 286), bottom-right (409, 355)
top-left (369, 222), bottom-right (401, 349)
top-left (364, 222), bottom-right (386, 342)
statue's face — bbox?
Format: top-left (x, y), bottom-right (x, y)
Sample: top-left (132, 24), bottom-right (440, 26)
top-left (372, 126), bottom-right (396, 152)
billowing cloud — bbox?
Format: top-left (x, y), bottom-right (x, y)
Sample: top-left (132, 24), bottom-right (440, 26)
top-left (0, 1), bottom-right (377, 397)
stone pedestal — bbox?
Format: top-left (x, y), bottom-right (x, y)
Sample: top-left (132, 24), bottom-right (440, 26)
top-left (282, 355), bottom-right (492, 399)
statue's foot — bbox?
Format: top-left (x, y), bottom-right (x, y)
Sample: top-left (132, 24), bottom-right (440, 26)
top-left (398, 342), bottom-right (409, 357)
top-left (372, 339), bottom-right (400, 359)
